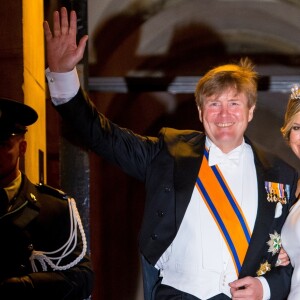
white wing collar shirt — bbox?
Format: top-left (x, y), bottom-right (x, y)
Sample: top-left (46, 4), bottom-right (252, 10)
top-left (155, 137), bottom-right (263, 299)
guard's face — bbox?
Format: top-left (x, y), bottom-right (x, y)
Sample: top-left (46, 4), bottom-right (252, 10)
top-left (289, 112), bottom-right (300, 159)
top-left (0, 135), bottom-right (26, 186)
top-left (198, 87), bottom-right (255, 153)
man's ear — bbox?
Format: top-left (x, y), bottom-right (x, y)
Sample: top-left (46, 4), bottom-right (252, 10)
top-left (19, 140), bottom-right (27, 156)
top-left (248, 105), bottom-right (256, 122)
top-left (198, 106), bottom-right (203, 122)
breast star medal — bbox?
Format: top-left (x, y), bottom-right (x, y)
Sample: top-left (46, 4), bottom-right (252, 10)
top-left (267, 231), bottom-right (281, 255)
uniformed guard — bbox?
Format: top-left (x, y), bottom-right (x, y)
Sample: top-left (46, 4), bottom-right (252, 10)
top-left (0, 98), bottom-right (93, 300)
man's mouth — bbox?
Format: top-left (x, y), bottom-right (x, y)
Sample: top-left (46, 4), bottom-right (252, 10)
top-left (216, 122), bottom-right (234, 128)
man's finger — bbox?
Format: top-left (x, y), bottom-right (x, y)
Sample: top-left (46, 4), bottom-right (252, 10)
top-left (43, 21), bottom-right (53, 41)
top-left (60, 7), bottom-right (69, 35)
top-left (52, 10), bottom-right (61, 37)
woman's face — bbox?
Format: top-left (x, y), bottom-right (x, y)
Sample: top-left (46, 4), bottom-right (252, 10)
top-left (289, 112), bottom-right (300, 159)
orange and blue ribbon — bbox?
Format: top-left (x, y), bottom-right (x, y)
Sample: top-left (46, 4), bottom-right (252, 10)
top-left (196, 148), bottom-right (251, 275)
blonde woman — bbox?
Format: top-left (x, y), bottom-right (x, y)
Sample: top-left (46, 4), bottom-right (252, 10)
top-left (281, 85), bottom-right (300, 300)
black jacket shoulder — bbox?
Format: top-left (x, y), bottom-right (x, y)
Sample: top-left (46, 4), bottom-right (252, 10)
top-left (35, 183), bottom-right (69, 201)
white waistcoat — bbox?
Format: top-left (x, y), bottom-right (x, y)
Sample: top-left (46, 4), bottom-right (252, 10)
top-left (155, 141), bottom-right (257, 299)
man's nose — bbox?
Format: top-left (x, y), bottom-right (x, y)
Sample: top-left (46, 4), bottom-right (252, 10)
top-left (219, 104), bottom-right (229, 115)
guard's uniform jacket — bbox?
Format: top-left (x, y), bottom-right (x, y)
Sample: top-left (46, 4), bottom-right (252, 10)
top-left (0, 173), bottom-right (93, 300)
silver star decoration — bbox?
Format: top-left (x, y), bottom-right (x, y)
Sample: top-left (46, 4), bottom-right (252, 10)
top-left (267, 231), bottom-right (281, 256)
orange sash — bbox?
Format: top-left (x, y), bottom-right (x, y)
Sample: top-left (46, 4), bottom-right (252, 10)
top-left (196, 148), bottom-right (251, 275)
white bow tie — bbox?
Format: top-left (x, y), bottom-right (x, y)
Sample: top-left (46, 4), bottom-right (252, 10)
top-left (208, 146), bottom-right (241, 166)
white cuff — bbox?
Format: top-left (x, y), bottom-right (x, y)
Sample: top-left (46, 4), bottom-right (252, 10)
top-left (256, 276), bottom-right (271, 300)
top-left (45, 67), bottom-right (80, 105)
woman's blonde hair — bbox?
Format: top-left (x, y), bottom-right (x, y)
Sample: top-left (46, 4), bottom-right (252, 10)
top-left (281, 92), bottom-right (300, 140)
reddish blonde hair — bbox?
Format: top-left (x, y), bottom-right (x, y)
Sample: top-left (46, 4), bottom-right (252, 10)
top-left (195, 58), bottom-right (258, 109)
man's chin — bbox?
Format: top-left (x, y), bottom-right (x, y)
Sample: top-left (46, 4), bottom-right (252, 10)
top-left (213, 138), bottom-right (242, 151)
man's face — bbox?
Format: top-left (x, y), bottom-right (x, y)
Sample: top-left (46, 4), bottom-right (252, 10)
top-left (198, 87), bottom-right (255, 153)
top-left (289, 112), bottom-right (300, 159)
top-left (0, 135), bottom-right (26, 186)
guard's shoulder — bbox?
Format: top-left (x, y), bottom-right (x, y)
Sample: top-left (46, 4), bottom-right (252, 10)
top-left (35, 183), bottom-right (69, 200)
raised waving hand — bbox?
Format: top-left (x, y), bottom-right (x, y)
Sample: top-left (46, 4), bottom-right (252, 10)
top-left (44, 7), bottom-right (88, 72)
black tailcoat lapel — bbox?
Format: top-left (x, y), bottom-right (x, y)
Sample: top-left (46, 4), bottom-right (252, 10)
top-left (173, 133), bottom-right (205, 230)
top-left (239, 154), bottom-right (276, 277)
top-left (239, 140), bottom-right (295, 278)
